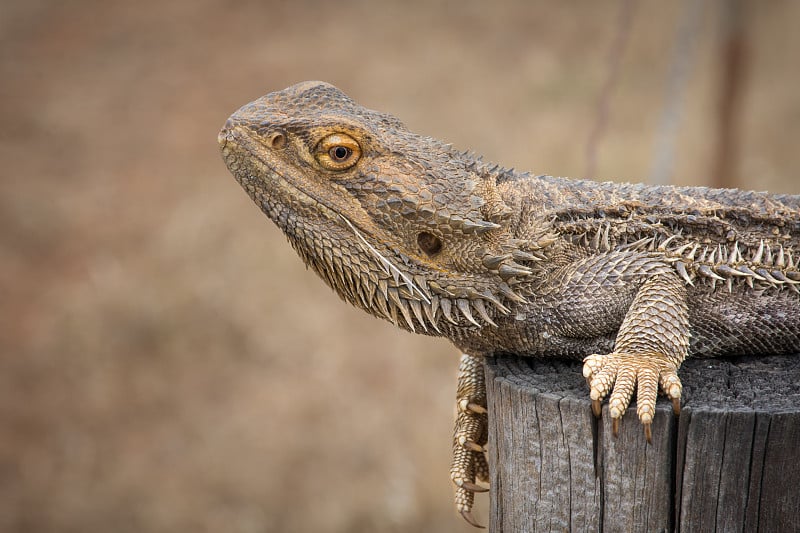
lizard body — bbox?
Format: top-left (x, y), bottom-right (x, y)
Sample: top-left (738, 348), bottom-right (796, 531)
top-left (219, 81), bottom-right (800, 526)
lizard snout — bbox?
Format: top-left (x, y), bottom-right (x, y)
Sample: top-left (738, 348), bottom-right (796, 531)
top-left (218, 118), bottom-right (236, 146)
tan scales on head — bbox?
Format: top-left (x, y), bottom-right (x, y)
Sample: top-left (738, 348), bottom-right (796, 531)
top-left (219, 81), bottom-right (546, 333)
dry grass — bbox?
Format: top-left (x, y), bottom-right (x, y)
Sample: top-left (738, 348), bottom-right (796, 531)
top-left (1, 1), bottom-right (798, 532)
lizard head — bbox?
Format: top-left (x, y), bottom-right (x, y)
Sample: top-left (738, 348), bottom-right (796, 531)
top-left (219, 81), bottom-right (543, 333)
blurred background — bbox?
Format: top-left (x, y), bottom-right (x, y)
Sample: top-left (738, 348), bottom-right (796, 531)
top-left (1, 1), bottom-right (798, 532)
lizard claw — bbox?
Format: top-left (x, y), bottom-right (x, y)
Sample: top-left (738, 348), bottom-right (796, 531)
top-left (583, 352), bottom-right (682, 440)
top-left (459, 438), bottom-right (487, 453)
top-left (611, 416), bottom-right (651, 442)
top-left (460, 510), bottom-right (486, 529)
top-left (464, 401), bottom-right (488, 415)
top-left (672, 396), bottom-right (682, 416)
top-left (591, 398), bottom-right (602, 418)
top-left (459, 480), bottom-right (489, 493)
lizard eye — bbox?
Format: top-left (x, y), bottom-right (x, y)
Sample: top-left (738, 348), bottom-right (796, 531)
top-left (315, 133), bottom-right (361, 170)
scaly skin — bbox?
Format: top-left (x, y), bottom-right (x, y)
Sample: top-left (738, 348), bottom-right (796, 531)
top-left (218, 81), bottom-right (800, 527)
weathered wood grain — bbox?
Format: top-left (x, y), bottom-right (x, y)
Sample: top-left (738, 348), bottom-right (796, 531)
top-left (485, 354), bottom-right (800, 533)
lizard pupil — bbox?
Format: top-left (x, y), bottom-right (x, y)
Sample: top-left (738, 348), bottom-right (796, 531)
top-left (331, 146), bottom-right (351, 161)
top-left (417, 232), bottom-right (443, 256)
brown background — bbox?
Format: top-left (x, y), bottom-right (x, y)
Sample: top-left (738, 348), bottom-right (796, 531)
top-left (1, 1), bottom-right (798, 532)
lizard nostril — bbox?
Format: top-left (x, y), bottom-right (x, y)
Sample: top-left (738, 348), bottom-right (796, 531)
top-left (269, 131), bottom-right (287, 149)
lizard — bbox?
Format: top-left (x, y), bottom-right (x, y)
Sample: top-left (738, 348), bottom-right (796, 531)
top-left (218, 81), bottom-right (800, 528)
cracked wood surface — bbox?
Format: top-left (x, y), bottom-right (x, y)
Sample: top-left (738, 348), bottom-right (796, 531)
top-left (485, 355), bottom-right (800, 533)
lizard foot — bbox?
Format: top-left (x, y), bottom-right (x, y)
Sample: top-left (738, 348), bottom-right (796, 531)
top-left (582, 352), bottom-right (682, 442)
top-left (451, 353), bottom-right (489, 528)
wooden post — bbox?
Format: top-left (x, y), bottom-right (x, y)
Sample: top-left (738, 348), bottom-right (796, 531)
top-left (485, 354), bottom-right (800, 532)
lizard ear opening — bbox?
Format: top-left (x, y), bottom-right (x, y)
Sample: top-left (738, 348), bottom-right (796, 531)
top-left (269, 132), bottom-right (286, 149)
top-left (417, 232), bottom-right (443, 256)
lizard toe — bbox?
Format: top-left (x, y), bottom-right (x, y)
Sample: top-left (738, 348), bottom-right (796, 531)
top-left (660, 369), bottom-right (683, 415)
top-left (585, 352), bottom-right (682, 440)
top-left (585, 353), bottom-right (619, 403)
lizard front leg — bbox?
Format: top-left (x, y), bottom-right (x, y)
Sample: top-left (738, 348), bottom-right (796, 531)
top-left (582, 272), bottom-right (688, 441)
top-left (451, 353), bottom-right (489, 528)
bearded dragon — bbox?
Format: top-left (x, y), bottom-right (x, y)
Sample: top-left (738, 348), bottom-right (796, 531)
top-left (218, 81), bottom-right (800, 527)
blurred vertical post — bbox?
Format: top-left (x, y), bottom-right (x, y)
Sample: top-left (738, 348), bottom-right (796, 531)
top-left (584, 0), bottom-right (636, 180)
top-left (711, 0), bottom-right (749, 190)
top-left (648, 0), bottom-right (705, 186)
